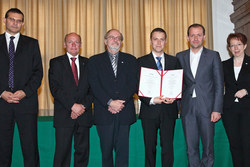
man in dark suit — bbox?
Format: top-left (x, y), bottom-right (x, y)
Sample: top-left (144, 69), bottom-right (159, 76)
top-left (88, 29), bottom-right (137, 167)
top-left (138, 28), bottom-right (180, 167)
top-left (49, 33), bottom-right (92, 167)
top-left (0, 8), bottom-right (43, 167)
top-left (176, 24), bottom-right (224, 167)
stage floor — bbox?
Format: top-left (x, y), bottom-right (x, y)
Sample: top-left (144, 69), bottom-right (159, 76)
top-left (12, 117), bottom-right (233, 167)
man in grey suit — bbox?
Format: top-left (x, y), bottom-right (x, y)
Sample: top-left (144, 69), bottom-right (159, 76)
top-left (176, 24), bottom-right (224, 167)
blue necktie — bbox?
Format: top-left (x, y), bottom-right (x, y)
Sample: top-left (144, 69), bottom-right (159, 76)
top-left (156, 57), bottom-right (163, 70)
top-left (9, 36), bottom-right (15, 90)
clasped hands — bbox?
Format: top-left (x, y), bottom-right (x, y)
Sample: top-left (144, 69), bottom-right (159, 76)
top-left (108, 100), bottom-right (125, 114)
top-left (71, 103), bottom-right (85, 119)
top-left (153, 96), bottom-right (175, 104)
top-left (1, 90), bottom-right (26, 103)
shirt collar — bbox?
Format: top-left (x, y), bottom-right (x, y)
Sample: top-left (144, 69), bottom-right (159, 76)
top-left (66, 52), bottom-right (79, 59)
top-left (5, 32), bottom-right (20, 39)
top-left (190, 47), bottom-right (203, 56)
top-left (152, 51), bottom-right (164, 60)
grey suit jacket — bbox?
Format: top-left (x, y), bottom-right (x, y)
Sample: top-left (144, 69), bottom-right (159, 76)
top-left (176, 47), bottom-right (224, 117)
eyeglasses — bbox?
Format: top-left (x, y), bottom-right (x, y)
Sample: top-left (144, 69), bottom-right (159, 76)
top-left (106, 36), bottom-right (122, 41)
top-left (230, 43), bottom-right (243, 48)
top-left (7, 17), bottom-right (23, 24)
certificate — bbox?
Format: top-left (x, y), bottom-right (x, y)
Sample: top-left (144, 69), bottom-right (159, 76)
top-left (138, 67), bottom-right (183, 98)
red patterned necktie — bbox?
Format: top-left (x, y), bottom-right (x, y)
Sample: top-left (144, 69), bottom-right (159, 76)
top-left (71, 57), bottom-right (78, 86)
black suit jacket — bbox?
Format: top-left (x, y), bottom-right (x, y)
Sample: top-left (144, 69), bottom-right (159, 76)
top-left (88, 51), bottom-right (138, 125)
top-left (0, 33), bottom-right (43, 113)
top-left (138, 53), bottom-right (180, 119)
top-left (49, 54), bottom-right (92, 127)
top-left (223, 54), bottom-right (250, 111)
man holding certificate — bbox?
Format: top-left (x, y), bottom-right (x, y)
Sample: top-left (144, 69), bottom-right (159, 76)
top-left (138, 28), bottom-right (181, 167)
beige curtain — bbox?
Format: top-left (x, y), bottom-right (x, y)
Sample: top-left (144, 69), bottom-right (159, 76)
top-left (0, 0), bottom-right (213, 116)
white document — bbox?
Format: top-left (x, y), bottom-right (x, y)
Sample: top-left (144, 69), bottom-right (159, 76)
top-left (138, 67), bottom-right (183, 98)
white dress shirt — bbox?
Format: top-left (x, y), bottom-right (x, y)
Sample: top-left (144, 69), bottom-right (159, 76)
top-left (190, 47), bottom-right (203, 98)
top-left (67, 53), bottom-right (80, 79)
top-left (150, 52), bottom-right (165, 105)
top-left (5, 32), bottom-right (20, 52)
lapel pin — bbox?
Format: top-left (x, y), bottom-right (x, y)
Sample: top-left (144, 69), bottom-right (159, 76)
top-left (121, 61), bottom-right (124, 64)
top-left (245, 62), bottom-right (248, 65)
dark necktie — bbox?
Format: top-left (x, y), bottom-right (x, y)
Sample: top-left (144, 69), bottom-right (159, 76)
top-left (9, 36), bottom-right (15, 90)
top-left (111, 54), bottom-right (117, 76)
top-left (156, 57), bottom-right (163, 70)
top-left (71, 57), bottom-right (78, 86)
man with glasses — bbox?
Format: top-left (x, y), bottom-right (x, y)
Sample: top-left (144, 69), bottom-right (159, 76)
top-left (0, 8), bottom-right (43, 167)
top-left (88, 29), bottom-right (138, 167)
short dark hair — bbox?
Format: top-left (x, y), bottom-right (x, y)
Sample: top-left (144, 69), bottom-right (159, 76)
top-left (150, 28), bottom-right (167, 39)
top-left (104, 29), bottom-right (124, 41)
top-left (187, 23), bottom-right (205, 36)
top-left (227, 32), bottom-right (247, 47)
top-left (5, 8), bottom-right (24, 22)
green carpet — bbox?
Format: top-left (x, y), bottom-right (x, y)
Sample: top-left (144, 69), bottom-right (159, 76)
top-left (11, 117), bottom-right (233, 167)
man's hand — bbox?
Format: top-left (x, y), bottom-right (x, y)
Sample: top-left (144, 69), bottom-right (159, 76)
top-left (162, 97), bottom-right (175, 104)
top-left (211, 112), bottom-right (221, 122)
top-left (1, 91), bottom-right (19, 103)
top-left (71, 103), bottom-right (85, 119)
top-left (108, 100), bottom-right (125, 114)
top-left (153, 96), bottom-right (164, 104)
top-left (235, 89), bottom-right (248, 99)
top-left (13, 90), bottom-right (26, 101)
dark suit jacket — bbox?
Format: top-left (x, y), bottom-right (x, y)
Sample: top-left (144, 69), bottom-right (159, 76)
top-left (176, 47), bottom-right (224, 117)
top-left (88, 51), bottom-right (137, 125)
top-left (0, 33), bottom-right (43, 113)
top-left (223, 54), bottom-right (250, 111)
top-left (138, 53), bottom-right (180, 119)
top-left (49, 54), bottom-right (92, 127)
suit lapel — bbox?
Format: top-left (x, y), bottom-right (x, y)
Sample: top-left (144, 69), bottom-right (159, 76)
top-left (62, 54), bottom-right (78, 86)
top-left (116, 52), bottom-right (124, 77)
top-left (100, 51), bottom-right (116, 77)
top-left (227, 57), bottom-right (236, 82)
top-left (183, 49), bottom-right (194, 79)
top-left (0, 33), bottom-right (9, 57)
top-left (78, 56), bottom-right (86, 84)
top-left (147, 53), bottom-right (158, 69)
top-left (15, 34), bottom-right (24, 56)
top-left (195, 48), bottom-right (209, 79)
top-left (237, 54), bottom-right (250, 82)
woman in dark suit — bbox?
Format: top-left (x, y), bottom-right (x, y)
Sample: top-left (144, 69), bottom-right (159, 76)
top-left (222, 33), bottom-right (250, 167)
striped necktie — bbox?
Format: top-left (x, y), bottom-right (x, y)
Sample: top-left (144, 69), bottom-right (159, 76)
top-left (111, 54), bottom-right (117, 76)
top-left (156, 57), bottom-right (163, 70)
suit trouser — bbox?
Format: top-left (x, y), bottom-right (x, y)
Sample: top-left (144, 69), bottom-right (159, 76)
top-left (0, 107), bottom-right (39, 167)
top-left (181, 98), bottom-right (215, 167)
top-left (141, 116), bottom-right (176, 167)
top-left (53, 125), bottom-right (90, 167)
top-left (96, 115), bottom-right (130, 167)
top-left (222, 103), bottom-right (250, 167)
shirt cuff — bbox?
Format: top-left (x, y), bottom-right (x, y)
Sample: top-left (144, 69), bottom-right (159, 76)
top-left (149, 97), bottom-right (156, 105)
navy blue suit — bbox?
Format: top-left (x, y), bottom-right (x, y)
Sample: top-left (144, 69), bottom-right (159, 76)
top-left (88, 51), bottom-right (137, 167)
